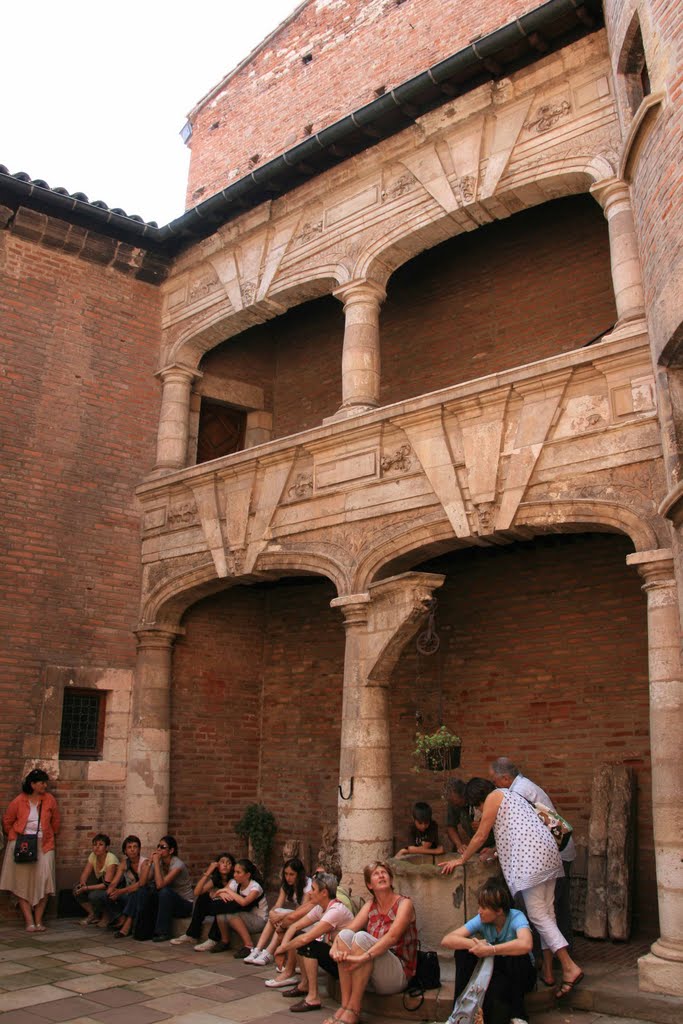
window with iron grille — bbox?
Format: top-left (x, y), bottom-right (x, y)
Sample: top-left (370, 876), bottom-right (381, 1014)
top-left (59, 689), bottom-right (106, 759)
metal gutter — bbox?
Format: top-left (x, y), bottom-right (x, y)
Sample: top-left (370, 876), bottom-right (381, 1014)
top-left (0, 0), bottom-right (604, 258)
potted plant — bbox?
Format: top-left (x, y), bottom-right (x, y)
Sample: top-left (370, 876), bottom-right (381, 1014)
top-left (414, 725), bottom-right (461, 772)
top-left (235, 803), bottom-right (277, 871)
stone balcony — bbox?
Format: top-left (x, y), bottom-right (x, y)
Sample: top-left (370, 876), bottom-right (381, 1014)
top-left (136, 328), bottom-right (664, 625)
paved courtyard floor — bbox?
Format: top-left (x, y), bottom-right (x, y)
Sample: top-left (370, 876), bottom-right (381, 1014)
top-left (0, 920), bottom-right (665, 1024)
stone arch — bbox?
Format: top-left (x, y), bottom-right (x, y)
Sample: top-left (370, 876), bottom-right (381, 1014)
top-left (165, 272), bottom-right (342, 371)
top-left (141, 550), bottom-right (347, 631)
top-left (354, 498), bottom-right (665, 591)
top-left (354, 160), bottom-right (617, 286)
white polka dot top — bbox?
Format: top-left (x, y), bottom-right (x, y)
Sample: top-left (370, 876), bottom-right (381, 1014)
top-left (494, 788), bottom-right (564, 896)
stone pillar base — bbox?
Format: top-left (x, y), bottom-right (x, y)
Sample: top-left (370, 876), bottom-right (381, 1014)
top-left (638, 951), bottom-right (683, 996)
top-left (601, 315), bottom-right (648, 343)
top-left (323, 403), bottom-right (378, 424)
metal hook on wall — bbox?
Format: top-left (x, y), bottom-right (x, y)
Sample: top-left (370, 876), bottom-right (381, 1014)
top-left (338, 777), bottom-right (354, 801)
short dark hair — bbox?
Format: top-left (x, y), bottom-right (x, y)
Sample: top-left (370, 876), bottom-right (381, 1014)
top-left (412, 801), bottom-right (433, 823)
top-left (22, 768), bottom-right (49, 794)
top-left (92, 833), bottom-right (111, 847)
top-left (444, 778), bottom-right (467, 798)
top-left (477, 877), bottom-right (512, 914)
top-left (122, 835), bottom-right (141, 852)
top-left (465, 777), bottom-right (495, 808)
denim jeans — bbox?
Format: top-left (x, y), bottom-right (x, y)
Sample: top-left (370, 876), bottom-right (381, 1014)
top-left (155, 887), bottom-right (193, 936)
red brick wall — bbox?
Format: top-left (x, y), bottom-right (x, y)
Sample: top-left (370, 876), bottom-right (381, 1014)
top-left (389, 534), bottom-right (654, 931)
top-left (187, 0), bottom-right (559, 204)
top-left (0, 229), bottom-right (161, 888)
top-left (209, 196), bottom-right (614, 440)
top-left (169, 579), bottom-right (344, 881)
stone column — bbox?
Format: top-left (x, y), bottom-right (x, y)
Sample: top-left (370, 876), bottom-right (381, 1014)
top-left (332, 280), bottom-right (386, 417)
top-left (331, 572), bottom-right (445, 888)
top-left (590, 178), bottom-right (645, 327)
top-left (626, 548), bottom-right (683, 996)
top-left (123, 627), bottom-right (179, 850)
top-left (154, 363), bottom-right (201, 472)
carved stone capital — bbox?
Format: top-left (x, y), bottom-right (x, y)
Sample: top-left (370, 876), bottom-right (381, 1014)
top-left (333, 279), bottom-right (386, 311)
top-left (155, 363), bottom-right (202, 386)
top-left (589, 176), bottom-right (632, 219)
top-left (626, 549), bottom-right (675, 592)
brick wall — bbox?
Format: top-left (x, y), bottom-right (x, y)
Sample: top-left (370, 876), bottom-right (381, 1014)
top-left (166, 534), bottom-right (653, 931)
top-left (206, 195), bottom-right (614, 440)
top-left (389, 533), bottom-right (654, 932)
top-left (187, 0), bottom-right (559, 204)
top-left (0, 228), bottom-right (161, 892)
top-left (169, 579), bottom-right (344, 881)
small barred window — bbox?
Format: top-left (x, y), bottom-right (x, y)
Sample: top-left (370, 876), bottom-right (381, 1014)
top-left (59, 689), bottom-right (105, 759)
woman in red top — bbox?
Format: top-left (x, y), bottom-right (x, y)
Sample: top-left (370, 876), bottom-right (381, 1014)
top-left (329, 861), bottom-right (417, 1024)
top-left (1, 769), bottom-right (61, 932)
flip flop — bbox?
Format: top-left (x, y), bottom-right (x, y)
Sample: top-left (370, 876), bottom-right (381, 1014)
top-left (555, 972), bottom-right (585, 998)
top-left (290, 1000), bottom-right (323, 1012)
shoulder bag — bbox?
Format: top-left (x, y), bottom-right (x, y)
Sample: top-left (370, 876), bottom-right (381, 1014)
top-left (14, 801), bottom-right (42, 864)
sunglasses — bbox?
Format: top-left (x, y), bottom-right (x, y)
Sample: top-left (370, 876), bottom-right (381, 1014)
top-left (157, 844), bottom-right (169, 850)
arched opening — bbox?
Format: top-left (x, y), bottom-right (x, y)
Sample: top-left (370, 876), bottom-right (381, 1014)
top-left (385, 533), bottom-right (656, 936)
top-left (618, 14), bottom-right (652, 118)
top-left (191, 294), bottom-right (344, 461)
top-left (379, 195), bottom-right (616, 407)
top-left (168, 574), bottom-right (345, 875)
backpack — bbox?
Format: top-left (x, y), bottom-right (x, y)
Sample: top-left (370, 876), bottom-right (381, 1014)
top-left (335, 884), bottom-right (365, 918)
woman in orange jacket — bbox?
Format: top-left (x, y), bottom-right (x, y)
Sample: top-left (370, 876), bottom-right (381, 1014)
top-left (1, 768), bottom-right (61, 931)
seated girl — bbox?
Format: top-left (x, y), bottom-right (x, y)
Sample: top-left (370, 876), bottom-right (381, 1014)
top-left (149, 834), bottom-right (194, 942)
top-left (73, 833), bottom-right (119, 926)
top-left (441, 877), bottom-right (536, 1024)
top-left (244, 857), bottom-right (312, 965)
top-left (210, 858), bottom-right (268, 956)
top-left (104, 835), bottom-right (150, 936)
top-left (169, 852), bottom-right (236, 947)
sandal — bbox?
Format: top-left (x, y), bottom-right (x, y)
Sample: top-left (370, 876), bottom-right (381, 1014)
top-left (555, 972), bottom-right (585, 998)
top-left (79, 913), bottom-right (99, 927)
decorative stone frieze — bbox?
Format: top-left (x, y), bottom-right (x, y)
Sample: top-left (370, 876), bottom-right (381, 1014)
top-left (137, 330), bottom-right (665, 623)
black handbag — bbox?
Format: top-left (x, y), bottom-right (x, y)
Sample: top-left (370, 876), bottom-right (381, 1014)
top-left (14, 802), bottom-right (42, 864)
top-left (403, 948), bottom-right (441, 1009)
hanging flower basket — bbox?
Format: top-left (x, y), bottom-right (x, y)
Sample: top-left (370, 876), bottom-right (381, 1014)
top-left (414, 726), bottom-right (462, 773)
top-left (424, 744), bottom-right (461, 772)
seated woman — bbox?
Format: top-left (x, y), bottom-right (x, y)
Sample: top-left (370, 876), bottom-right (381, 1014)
top-left (244, 856), bottom-right (312, 965)
top-left (105, 835), bottom-right (151, 938)
top-left (211, 858), bottom-right (268, 957)
top-left (169, 852), bottom-right (236, 947)
top-left (442, 877), bottom-right (536, 1024)
top-left (149, 834), bottom-right (194, 942)
top-left (73, 833), bottom-right (119, 926)
top-left (328, 861), bottom-right (417, 1024)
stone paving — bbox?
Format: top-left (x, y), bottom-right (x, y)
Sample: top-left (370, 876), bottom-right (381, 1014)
top-left (0, 920), bottom-right (653, 1024)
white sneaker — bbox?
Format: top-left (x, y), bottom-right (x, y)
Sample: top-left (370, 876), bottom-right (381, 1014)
top-left (170, 934), bottom-right (194, 946)
top-left (254, 949), bottom-right (274, 965)
top-left (194, 938), bottom-right (218, 951)
top-left (265, 975), bottom-right (298, 988)
top-left (243, 948), bottom-right (261, 964)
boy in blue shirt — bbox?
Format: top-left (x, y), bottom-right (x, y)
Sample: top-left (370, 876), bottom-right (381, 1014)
top-left (441, 877), bottom-right (536, 1024)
